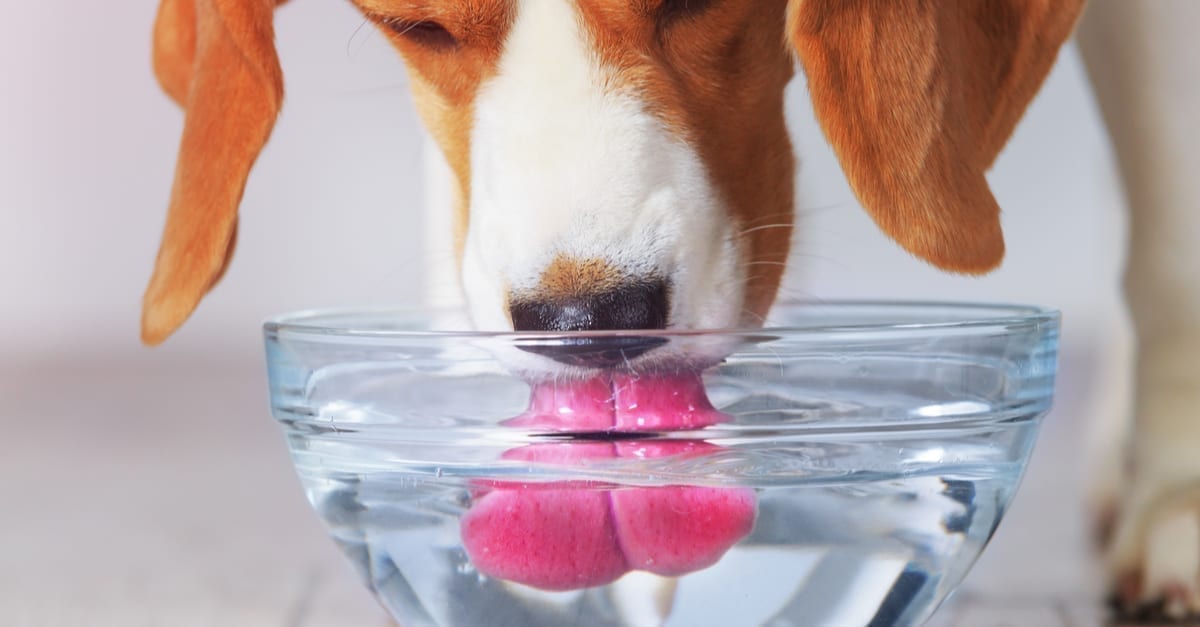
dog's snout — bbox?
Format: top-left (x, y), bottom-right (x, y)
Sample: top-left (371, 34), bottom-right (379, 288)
top-left (510, 279), bottom-right (670, 368)
top-left (511, 279), bottom-right (669, 333)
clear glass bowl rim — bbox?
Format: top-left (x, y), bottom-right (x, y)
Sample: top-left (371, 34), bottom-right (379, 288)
top-left (263, 300), bottom-right (1060, 341)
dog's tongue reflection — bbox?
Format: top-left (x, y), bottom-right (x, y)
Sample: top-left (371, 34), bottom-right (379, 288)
top-left (461, 372), bottom-right (757, 591)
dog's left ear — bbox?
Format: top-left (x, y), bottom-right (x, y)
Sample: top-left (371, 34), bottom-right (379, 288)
top-left (790, 0), bottom-right (1085, 273)
top-left (142, 0), bottom-right (287, 345)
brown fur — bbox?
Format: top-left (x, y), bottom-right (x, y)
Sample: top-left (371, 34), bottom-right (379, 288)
top-left (142, 0), bottom-right (1084, 343)
top-left (142, 0), bottom-right (287, 345)
top-left (354, 0), bottom-right (515, 264)
top-left (534, 257), bottom-right (624, 300)
top-left (576, 0), bottom-right (796, 322)
top-left (790, 0), bottom-right (1085, 273)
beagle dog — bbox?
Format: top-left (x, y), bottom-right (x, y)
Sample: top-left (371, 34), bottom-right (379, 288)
top-left (141, 0), bottom-right (1199, 620)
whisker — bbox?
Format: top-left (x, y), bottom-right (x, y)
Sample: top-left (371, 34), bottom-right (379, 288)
top-left (739, 307), bottom-right (768, 325)
top-left (391, 20), bottom-right (426, 37)
top-left (736, 223), bottom-right (794, 238)
top-left (347, 18), bottom-right (373, 58)
top-left (736, 211), bottom-right (797, 228)
top-left (771, 287), bottom-right (823, 302)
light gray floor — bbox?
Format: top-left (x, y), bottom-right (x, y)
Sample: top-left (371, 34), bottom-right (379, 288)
top-left (2, 347), bottom-right (1113, 626)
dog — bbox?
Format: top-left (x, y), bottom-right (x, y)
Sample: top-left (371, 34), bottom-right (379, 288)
top-left (141, 0), bottom-right (1200, 621)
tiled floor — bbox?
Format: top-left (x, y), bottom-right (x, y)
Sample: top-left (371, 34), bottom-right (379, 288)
top-left (2, 348), bottom-right (1120, 626)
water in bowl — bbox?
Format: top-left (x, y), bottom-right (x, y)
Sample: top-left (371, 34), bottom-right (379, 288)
top-left (281, 373), bottom-right (1037, 627)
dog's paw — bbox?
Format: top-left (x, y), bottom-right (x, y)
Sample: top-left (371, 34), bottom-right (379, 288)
top-left (1107, 487), bottom-right (1200, 622)
top-left (1103, 338), bottom-right (1200, 622)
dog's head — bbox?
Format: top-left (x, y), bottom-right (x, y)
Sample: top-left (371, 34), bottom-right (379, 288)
top-left (142, 0), bottom-right (1084, 348)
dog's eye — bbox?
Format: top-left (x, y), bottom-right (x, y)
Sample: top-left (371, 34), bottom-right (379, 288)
top-left (383, 19), bottom-right (457, 50)
top-left (658, 0), bottom-right (716, 24)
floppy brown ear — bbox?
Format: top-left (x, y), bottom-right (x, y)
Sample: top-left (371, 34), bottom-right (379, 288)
top-left (789, 0), bottom-right (1085, 273)
top-left (142, 0), bottom-right (286, 345)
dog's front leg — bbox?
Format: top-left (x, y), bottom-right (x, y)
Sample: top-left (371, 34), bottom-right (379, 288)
top-left (1107, 340), bottom-right (1200, 618)
top-left (1079, 0), bottom-right (1200, 619)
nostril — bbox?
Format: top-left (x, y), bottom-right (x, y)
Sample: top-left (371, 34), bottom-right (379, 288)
top-left (510, 279), bottom-right (669, 333)
top-left (510, 278), bottom-right (670, 368)
top-left (516, 336), bottom-right (669, 368)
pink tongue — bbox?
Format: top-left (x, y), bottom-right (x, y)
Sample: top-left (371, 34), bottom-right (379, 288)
top-left (506, 372), bottom-right (730, 431)
top-left (461, 373), bottom-right (756, 591)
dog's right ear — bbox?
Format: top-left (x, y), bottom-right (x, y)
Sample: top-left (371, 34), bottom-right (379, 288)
top-left (142, 0), bottom-right (286, 345)
top-left (789, 0), bottom-right (1085, 274)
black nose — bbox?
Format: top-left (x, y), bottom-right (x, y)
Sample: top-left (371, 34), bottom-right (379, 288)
top-left (510, 279), bottom-right (670, 368)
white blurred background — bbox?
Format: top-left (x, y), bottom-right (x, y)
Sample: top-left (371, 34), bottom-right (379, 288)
top-left (2, 1), bottom-right (1128, 623)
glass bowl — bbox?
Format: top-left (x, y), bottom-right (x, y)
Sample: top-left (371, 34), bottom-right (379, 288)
top-left (264, 301), bottom-right (1059, 627)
